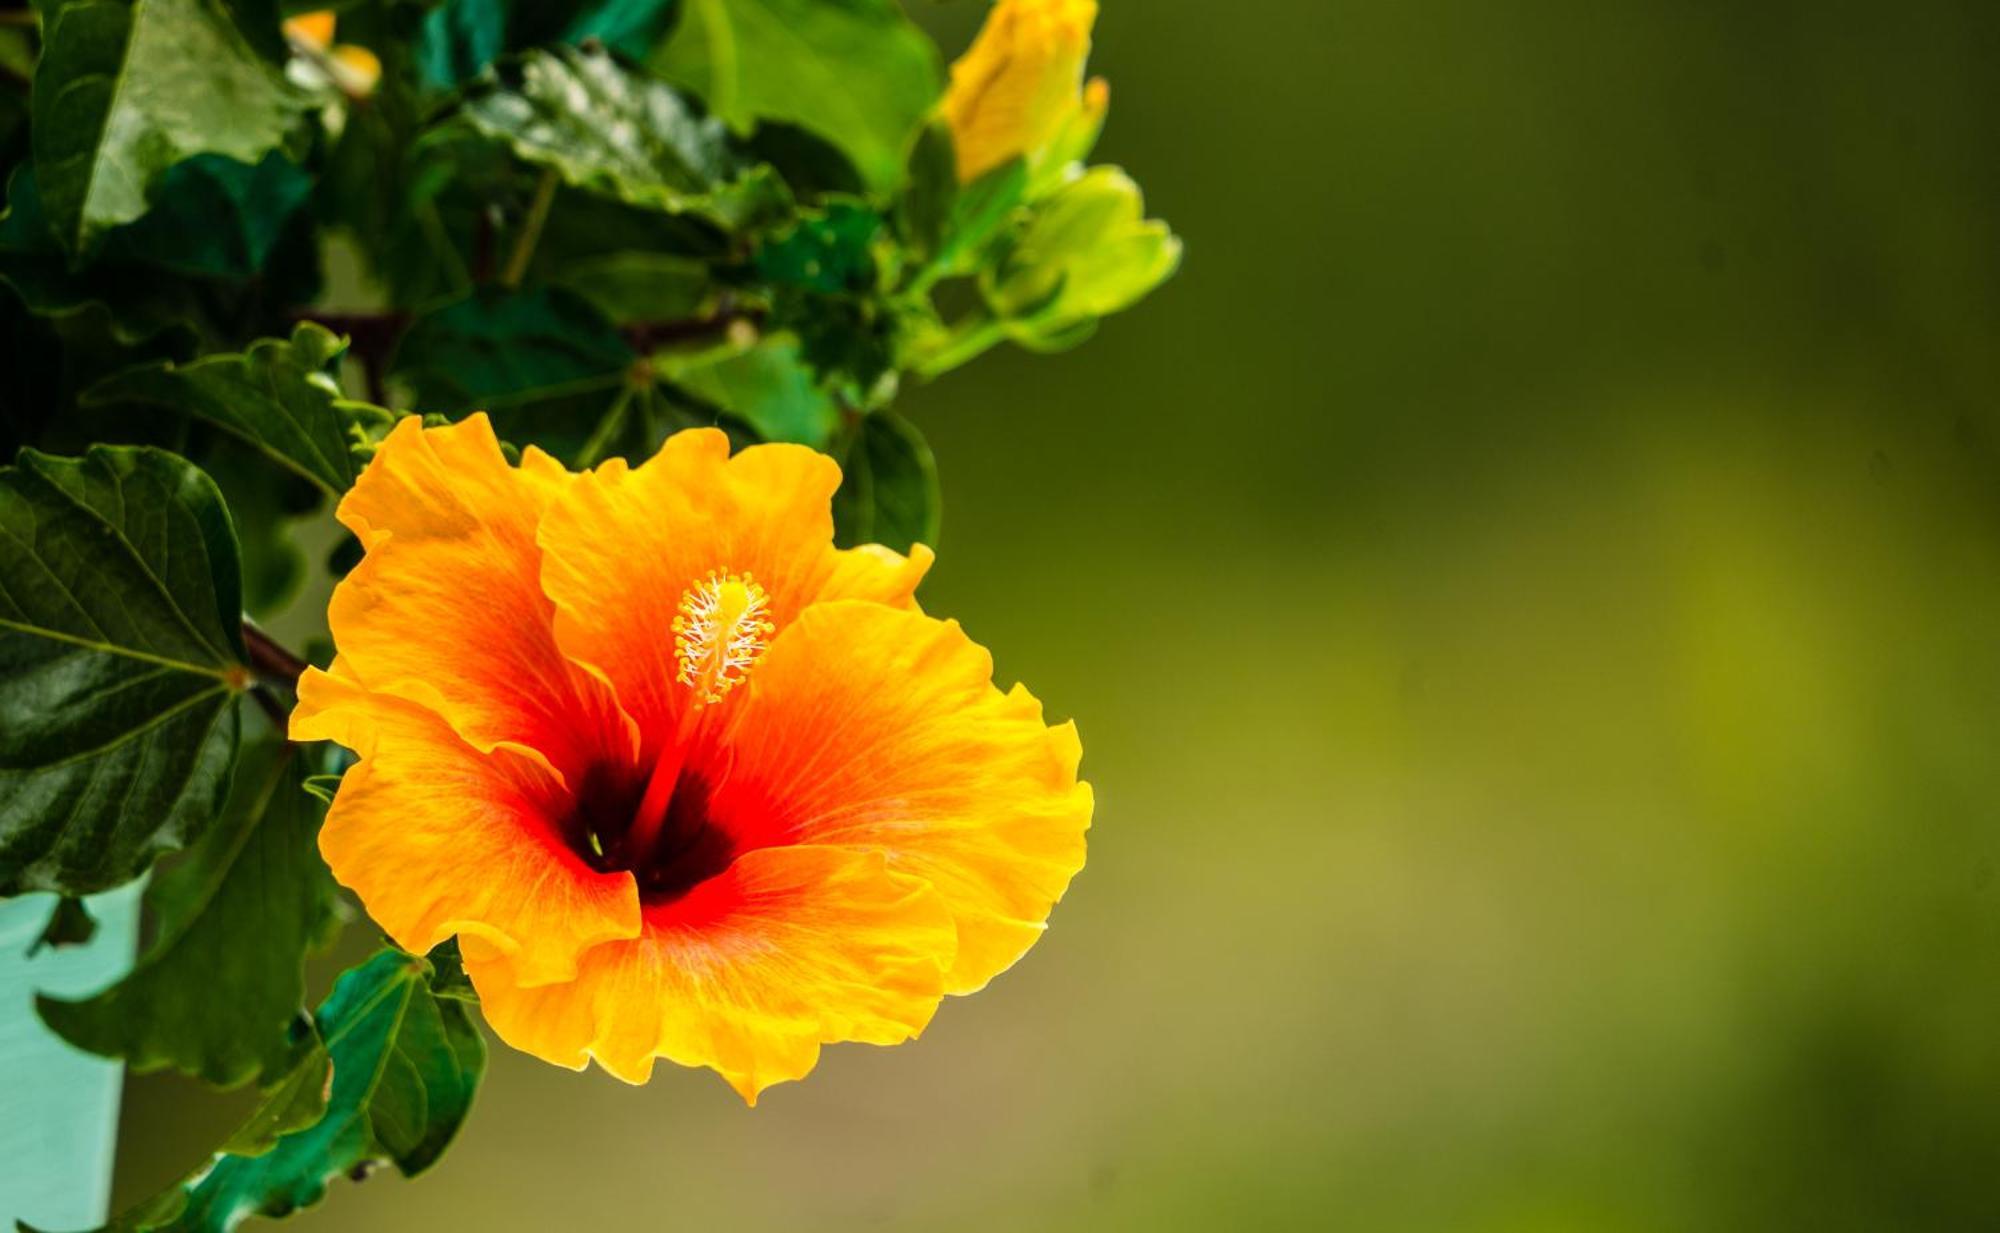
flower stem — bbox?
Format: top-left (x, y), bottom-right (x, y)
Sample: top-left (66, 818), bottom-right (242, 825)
top-left (914, 311), bottom-right (1008, 378)
top-left (242, 621), bottom-right (308, 688)
top-left (501, 168), bottom-right (560, 289)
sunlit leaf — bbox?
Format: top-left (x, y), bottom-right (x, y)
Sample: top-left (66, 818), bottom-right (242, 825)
top-left (983, 165), bottom-right (1180, 347)
top-left (659, 332), bottom-right (840, 447)
top-left (461, 43), bottom-right (787, 229)
top-left (97, 950), bottom-right (486, 1232)
top-left (653, 0), bottom-right (940, 194)
top-left (33, 0), bottom-right (312, 252)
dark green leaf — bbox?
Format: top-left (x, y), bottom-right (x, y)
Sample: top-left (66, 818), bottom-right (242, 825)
top-left (83, 323), bottom-right (397, 497)
top-left (550, 251), bottom-right (714, 324)
top-left (38, 742), bottom-right (342, 1087)
top-left (32, 0), bottom-right (312, 252)
top-left (28, 895), bottom-right (99, 955)
top-left (832, 411), bottom-right (939, 553)
top-left (659, 333), bottom-right (838, 447)
top-left (899, 119), bottom-right (957, 266)
top-left (742, 121), bottom-right (866, 200)
top-left (422, 937), bottom-right (478, 1003)
top-left (99, 153), bottom-right (313, 279)
top-left (653, 0), bottom-right (940, 194)
top-left (416, 0), bottom-right (508, 90)
top-left (755, 199), bottom-right (882, 295)
top-left (0, 446), bottom-right (247, 897)
top-left (563, 0), bottom-right (680, 59)
top-left (0, 167), bottom-right (207, 348)
top-left (461, 43), bottom-right (786, 229)
top-left (416, 0), bottom-right (679, 90)
top-left (195, 437), bottom-right (323, 619)
top-left (101, 949), bottom-right (487, 1232)
top-left (391, 285), bottom-right (633, 412)
top-left (216, 1027), bottom-right (331, 1159)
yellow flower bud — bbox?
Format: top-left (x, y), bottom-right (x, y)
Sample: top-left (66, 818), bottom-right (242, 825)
top-left (329, 45), bottom-right (383, 97)
top-left (283, 11), bottom-right (380, 99)
top-left (941, 0), bottom-right (1101, 184)
top-left (282, 11), bottom-right (336, 52)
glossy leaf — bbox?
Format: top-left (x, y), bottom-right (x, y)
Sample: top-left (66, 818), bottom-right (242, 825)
top-left (653, 0), bottom-right (941, 194)
top-left (38, 743), bottom-right (342, 1088)
top-left (461, 44), bottom-right (784, 229)
top-left (831, 410), bottom-right (939, 553)
top-left (32, 0), bottom-right (312, 252)
top-left (99, 950), bottom-right (487, 1232)
top-left (0, 446), bottom-right (247, 897)
top-left (83, 323), bottom-right (396, 497)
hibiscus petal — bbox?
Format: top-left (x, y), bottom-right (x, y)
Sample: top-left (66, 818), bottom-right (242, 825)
top-left (327, 413), bottom-right (636, 782)
top-left (714, 601), bottom-right (1092, 995)
top-left (292, 670), bottom-right (641, 984)
top-left (535, 428), bottom-right (932, 746)
top-left (467, 844), bottom-right (955, 1103)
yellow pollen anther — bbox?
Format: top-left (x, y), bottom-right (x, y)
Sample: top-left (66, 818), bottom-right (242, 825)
top-left (672, 570), bottom-right (776, 705)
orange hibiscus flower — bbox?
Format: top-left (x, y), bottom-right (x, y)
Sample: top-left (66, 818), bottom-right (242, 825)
top-left (291, 416), bottom-right (1090, 1103)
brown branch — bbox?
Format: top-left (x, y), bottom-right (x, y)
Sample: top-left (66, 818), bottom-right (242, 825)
top-left (243, 621), bottom-right (308, 688)
top-left (289, 305), bottom-right (764, 405)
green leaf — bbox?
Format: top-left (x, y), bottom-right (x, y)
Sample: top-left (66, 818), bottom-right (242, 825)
top-left (0, 446), bottom-right (247, 897)
top-left (930, 157), bottom-right (1027, 282)
top-left (0, 166), bottom-right (206, 347)
top-left (549, 250), bottom-right (715, 324)
top-left (832, 410), bottom-right (939, 553)
top-left (461, 43), bottom-right (786, 229)
top-left (195, 438), bottom-right (323, 619)
top-left (392, 285), bottom-right (633, 412)
top-left (37, 742), bottom-right (342, 1088)
top-left (653, 0), bottom-right (940, 194)
top-left (101, 949), bottom-right (487, 1232)
top-left (99, 153), bottom-right (313, 279)
top-left (659, 332), bottom-right (839, 447)
top-left (899, 119), bottom-right (957, 266)
top-left (755, 198), bottom-right (882, 295)
top-left (563, 0), bottom-right (681, 59)
top-left (32, 0), bottom-right (312, 253)
top-left (416, 0), bottom-right (508, 90)
top-left (984, 165), bottom-right (1182, 346)
top-left (83, 323), bottom-right (397, 497)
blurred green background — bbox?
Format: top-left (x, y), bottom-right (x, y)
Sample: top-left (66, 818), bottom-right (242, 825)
top-left (116, 1), bottom-right (2000, 1229)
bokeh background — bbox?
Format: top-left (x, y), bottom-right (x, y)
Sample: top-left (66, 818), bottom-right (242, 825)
top-left (115, 1), bottom-right (2000, 1229)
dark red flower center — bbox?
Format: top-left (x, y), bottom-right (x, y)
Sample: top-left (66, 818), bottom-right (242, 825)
top-left (563, 758), bottom-right (735, 906)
